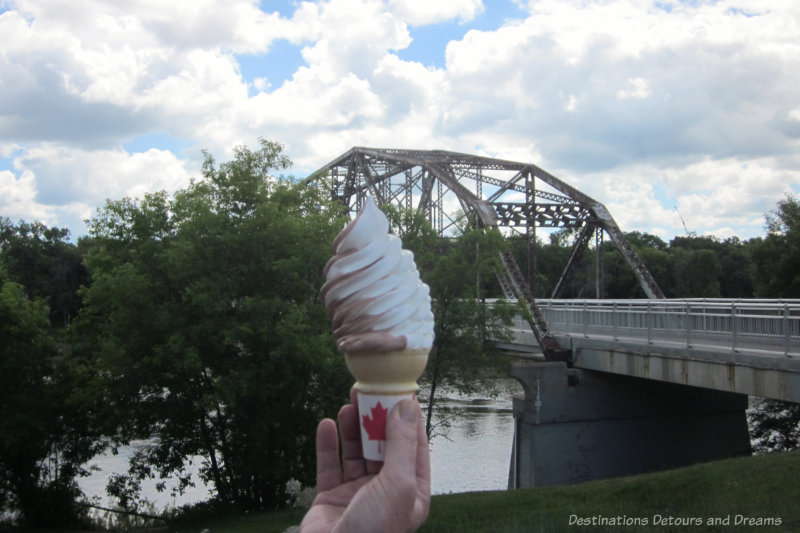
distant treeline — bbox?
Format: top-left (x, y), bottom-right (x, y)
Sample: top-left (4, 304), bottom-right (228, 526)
top-left (3, 195), bottom-right (798, 331)
top-left (508, 194), bottom-right (799, 300)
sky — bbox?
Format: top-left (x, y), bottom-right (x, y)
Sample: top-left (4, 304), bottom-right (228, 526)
top-left (1, 0), bottom-right (799, 242)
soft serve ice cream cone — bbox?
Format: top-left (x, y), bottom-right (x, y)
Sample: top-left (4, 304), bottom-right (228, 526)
top-left (321, 196), bottom-right (434, 460)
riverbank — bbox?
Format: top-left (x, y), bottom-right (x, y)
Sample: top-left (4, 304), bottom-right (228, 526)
top-left (77, 381), bottom-right (520, 512)
top-left (167, 449), bottom-right (799, 533)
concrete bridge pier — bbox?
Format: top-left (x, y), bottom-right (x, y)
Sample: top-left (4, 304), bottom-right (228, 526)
top-left (508, 362), bottom-right (752, 489)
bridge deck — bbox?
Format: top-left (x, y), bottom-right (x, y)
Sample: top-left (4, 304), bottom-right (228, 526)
top-left (503, 299), bottom-right (800, 402)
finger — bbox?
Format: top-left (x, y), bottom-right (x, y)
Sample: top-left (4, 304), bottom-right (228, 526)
top-left (412, 406), bottom-right (432, 527)
top-left (382, 399), bottom-right (422, 493)
top-left (416, 406), bottom-right (431, 498)
top-left (365, 458), bottom-right (384, 475)
top-left (315, 418), bottom-right (342, 493)
top-left (338, 403), bottom-right (367, 481)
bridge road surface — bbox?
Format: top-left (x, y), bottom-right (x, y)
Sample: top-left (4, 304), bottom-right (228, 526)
top-left (500, 299), bottom-right (800, 403)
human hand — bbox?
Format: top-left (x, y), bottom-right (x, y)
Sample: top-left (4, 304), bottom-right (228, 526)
top-left (299, 388), bottom-right (431, 533)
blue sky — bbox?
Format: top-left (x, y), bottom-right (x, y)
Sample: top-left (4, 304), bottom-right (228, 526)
top-left (1, 0), bottom-right (799, 240)
top-left (260, 0), bottom-right (300, 18)
top-left (237, 39), bottom-right (307, 94)
top-left (398, 1), bottom-right (527, 67)
top-left (121, 132), bottom-right (195, 157)
top-left (397, 23), bottom-right (464, 67)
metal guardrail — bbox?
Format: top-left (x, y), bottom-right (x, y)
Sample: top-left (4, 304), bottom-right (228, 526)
top-left (513, 299), bottom-right (800, 357)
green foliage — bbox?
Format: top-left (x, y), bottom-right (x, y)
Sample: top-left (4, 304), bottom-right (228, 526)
top-left (766, 194), bottom-right (800, 236)
top-left (75, 139), bottom-right (350, 512)
top-left (534, 232), bottom-right (764, 299)
top-left (627, 231), bottom-right (668, 251)
top-left (670, 247), bottom-right (722, 298)
top-left (530, 237), bottom-right (577, 297)
top-left (0, 281), bottom-right (100, 527)
top-left (0, 220), bottom-right (107, 526)
top-left (750, 194), bottom-right (800, 297)
top-left (716, 237), bottom-right (755, 298)
top-left (0, 219), bottom-right (88, 327)
top-left (511, 201), bottom-right (792, 299)
top-left (426, 228), bottom-right (516, 389)
top-left (747, 398), bottom-right (800, 455)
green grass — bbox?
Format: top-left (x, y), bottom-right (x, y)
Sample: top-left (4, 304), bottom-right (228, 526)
top-left (169, 450), bottom-right (800, 533)
top-left (169, 507), bottom-right (306, 533)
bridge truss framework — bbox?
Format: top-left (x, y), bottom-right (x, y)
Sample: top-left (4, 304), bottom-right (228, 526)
top-left (307, 147), bottom-right (665, 360)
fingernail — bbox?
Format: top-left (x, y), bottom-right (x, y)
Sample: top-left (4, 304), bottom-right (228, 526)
top-left (398, 399), bottom-right (418, 422)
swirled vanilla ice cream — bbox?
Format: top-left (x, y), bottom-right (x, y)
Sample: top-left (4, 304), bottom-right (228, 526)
top-left (321, 196), bottom-right (433, 460)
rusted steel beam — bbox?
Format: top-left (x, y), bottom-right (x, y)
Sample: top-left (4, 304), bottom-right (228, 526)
top-left (493, 202), bottom-right (591, 228)
top-left (306, 147), bottom-right (666, 359)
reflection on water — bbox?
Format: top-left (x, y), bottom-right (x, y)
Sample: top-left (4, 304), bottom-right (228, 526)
top-left (78, 442), bottom-right (209, 511)
top-left (423, 379), bottom-right (520, 495)
top-left (80, 379), bottom-right (522, 508)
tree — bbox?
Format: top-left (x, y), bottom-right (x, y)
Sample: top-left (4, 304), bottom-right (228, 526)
top-left (669, 247), bottom-right (722, 297)
top-left (745, 195), bottom-right (800, 456)
top-left (0, 278), bottom-right (102, 527)
top-left (511, 233), bottom-right (583, 298)
top-left (750, 194), bottom-right (800, 297)
top-left (0, 219), bottom-right (88, 327)
top-left (74, 139), bottom-right (350, 511)
top-left (601, 232), bottom-right (671, 298)
top-left (747, 398), bottom-right (800, 455)
top-left (0, 222), bottom-right (107, 526)
top-left (716, 237), bottom-right (754, 298)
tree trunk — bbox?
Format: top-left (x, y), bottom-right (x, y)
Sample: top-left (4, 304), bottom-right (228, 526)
top-left (200, 414), bottom-right (226, 500)
top-left (424, 345), bottom-right (441, 440)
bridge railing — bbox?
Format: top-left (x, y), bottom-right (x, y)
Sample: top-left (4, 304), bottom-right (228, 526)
top-left (516, 299), bottom-right (800, 357)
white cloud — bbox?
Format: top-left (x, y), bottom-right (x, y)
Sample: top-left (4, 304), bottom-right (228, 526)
top-left (1, 0), bottom-right (799, 242)
top-left (3, 145), bottom-right (194, 232)
top-left (580, 155), bottom-right (799, 239)
top-left (0, 143), bottom-right (21, 158)
top-left (8, 0), bottom-right (285, 53)
top-left (299, 0), bottom-right (411, 79)
top-left (596, 172), bottom-right (682, 232)
top-left (445, 22), bottom-right (528, 76)
top-left (0, 169), bottom-right (54, 223)
top-left (565, 94), bottom-right (578, 112)
top-left (617, 77), bottom-right (650, 99)
top-left (371, 54), bottom-right (448, 125)
top-left (18, 145), bottom-right (193, 202)
top-left (252, 76), bottom-right (270, 92)
top-left (389, 0), bottom-right (484, 25)
top-left (245, 72), bottom-right (385, 130)
top-left (442, 1), bottom-right (799, 182)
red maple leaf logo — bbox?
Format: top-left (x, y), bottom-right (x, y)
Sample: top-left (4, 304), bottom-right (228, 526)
top-left (362, 401), bottom-right (388, 450)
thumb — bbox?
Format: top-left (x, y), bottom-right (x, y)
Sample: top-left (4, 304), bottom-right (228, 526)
top-left (381, 399), bottom-right (420, 487)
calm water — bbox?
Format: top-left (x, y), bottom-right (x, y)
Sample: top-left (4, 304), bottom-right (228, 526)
top-left (426, 380), bottom-right (519, 495)
top-left (79, 379), bottom-right (521, 510)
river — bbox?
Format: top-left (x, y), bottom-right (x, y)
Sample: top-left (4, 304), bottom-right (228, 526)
top-left (78, 379), bottom-right (522, 511)
top-left (425, 380), bottom-right (520, 494)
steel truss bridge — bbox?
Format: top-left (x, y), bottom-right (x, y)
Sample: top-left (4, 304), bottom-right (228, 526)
top-left (305, 148), bottom-right (799, 488)
top-left (307, 147), bottom-right (664, 360)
